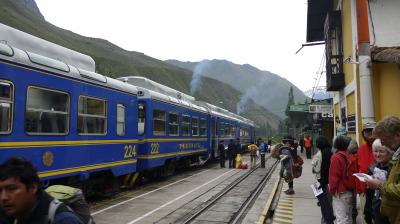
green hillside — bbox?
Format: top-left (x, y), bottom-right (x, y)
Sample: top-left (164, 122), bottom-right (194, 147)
top-left (0, 0), bottom-right (282, 130)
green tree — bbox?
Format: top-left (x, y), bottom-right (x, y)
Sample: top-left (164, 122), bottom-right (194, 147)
top-left (283, 86), bottom-right (295, 134)
top-left (285, 86), bottom-right (294, 116)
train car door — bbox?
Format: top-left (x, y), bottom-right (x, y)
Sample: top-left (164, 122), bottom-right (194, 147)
top-left (211, 116), bottom-right (217, 159)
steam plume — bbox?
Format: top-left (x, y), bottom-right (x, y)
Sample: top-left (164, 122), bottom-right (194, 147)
top-left (236, 78), bottom-right (268, 114)
top-left (190, 60), bottom-right (210, 95)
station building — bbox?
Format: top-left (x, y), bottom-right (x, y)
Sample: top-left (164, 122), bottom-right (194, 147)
top-left (306, 0), bottom-right (400, 143)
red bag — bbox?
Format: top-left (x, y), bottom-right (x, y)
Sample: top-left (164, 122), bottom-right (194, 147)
top-left (292, 155), bottom-right (303, 178)
top-left (239, 163), bottom-right (248, 169)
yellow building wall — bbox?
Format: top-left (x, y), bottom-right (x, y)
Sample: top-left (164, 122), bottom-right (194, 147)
top-left (341, 0), bottom-right (355, 85)
top-left (372, 63), bottom-right (400, 120)
top-left (346, 92), bottom-right (356, 140)
top-left (346, 92), bottom-right (356, 115)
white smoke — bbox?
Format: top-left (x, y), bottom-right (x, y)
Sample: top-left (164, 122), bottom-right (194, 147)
top-left (236, 78), bottom-right (269, 114)
top-left (190, 60), bottom-right (210, 95)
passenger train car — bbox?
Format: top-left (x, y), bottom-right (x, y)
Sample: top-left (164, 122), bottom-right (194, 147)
top-left (0, 23), bottom-right (255, 193)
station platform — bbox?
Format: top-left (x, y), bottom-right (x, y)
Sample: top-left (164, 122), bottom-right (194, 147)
top-left (269, 150), bottom-right (322, 224)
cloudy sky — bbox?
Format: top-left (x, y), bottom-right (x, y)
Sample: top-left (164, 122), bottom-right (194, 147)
top-left (35, 0), bottom-right (325, 91)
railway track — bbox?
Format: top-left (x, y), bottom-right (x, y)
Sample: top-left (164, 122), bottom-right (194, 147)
top-left (156, 158), bottom-right (279, 224)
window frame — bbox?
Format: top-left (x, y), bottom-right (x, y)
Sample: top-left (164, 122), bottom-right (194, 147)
top-left (0, 80), bottom-right (14, 135)
top-left (25, 86), bottom-right (70, 135)
top-left (138, 103), bottom-right (146, 135)
top-left (168, 112), bottom-right (179, 136)
top-left (199, 118), bottom-right (207, 136)
top-left (153, 109), bottom-right (166, 136)
top-left (116, 103), bottom-right (126, 136)
top-left (182, 114), bottom-right (191, 136)
top-left (77, 95), bottom-right (107, 136)
top-left (191, 116), bottom-right (199, 136)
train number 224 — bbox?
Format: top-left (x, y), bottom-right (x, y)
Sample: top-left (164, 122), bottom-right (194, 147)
top-left (124, 145), bottom-right (137, 158)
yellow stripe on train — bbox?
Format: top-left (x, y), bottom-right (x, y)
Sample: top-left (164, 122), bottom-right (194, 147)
top-left (0, 138), bottom-right (208, 149)
top-left (38, 159), bottom-right (137, 178)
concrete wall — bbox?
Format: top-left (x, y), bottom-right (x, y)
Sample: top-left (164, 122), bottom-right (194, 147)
top-left (369, 0), bottom-right (400, 47)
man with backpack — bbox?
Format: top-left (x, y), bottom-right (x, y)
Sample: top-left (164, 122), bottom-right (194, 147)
top-left (0, 157), bottom-right (84, 224)
top-left (329, 135), bottom-right (356, 224)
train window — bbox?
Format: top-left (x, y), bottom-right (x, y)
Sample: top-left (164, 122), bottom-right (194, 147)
top-left (219, 123), bottom-right (226, 137)
top-left (0, 43), bottom-right (13, 56)
top-left (0, 81), bottom-right (13, 134)
top-left (199, 119), bottom-right (207, 136)
top-left (25, 86), bottom-right (69, 135)
top-left (78, 96), bottom-right (106, 135)
top-left (191, 117), bottom-right (199, 136)
top-left (138, 103), bottom-right (145, 135)
top-left (27, 51), bottom-right (69, 72)
top-left (168, 113), bottom-right (179, 136)
top-left (117, 104), bottom-right (125, 136)
top-left (182, 115), bottom-right (190, 136)
top-left (153, 109), bottom-right (166, 136)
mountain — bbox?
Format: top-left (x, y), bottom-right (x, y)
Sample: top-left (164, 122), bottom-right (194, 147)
top-left (166, 59), bottom-right (309, 118)
top-left (0, 0), bottom-right (282, 130)
top-left (304, 88), bottom-right (333, 100)
top-left (21, 0), bottom-right (44, 20)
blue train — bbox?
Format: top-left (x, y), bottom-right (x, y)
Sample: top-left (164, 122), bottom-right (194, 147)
top-left (0, 23), bottom-right (255, 194)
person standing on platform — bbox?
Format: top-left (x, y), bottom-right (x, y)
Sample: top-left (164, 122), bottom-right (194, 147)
top-left (329, 135), bottom-right (353, 224)
top-left (313, 136), bottom-right (335, 224)
top-left (0, 157), bottom-right (83, 224)
top-left (347, 139), bottom-right (360, 224)
top-left (248, 142), bottom-right (259, 169)
top-left (267, 139), bottom-right (272, 153)
top-left (365, 115), bottom-right (400, 224)
top-left (227, 139), bottom-right (236, 168)
top-left (364, 139), bottom-right (391, 224)
top-left (304, 135), bottom-right (313, 159)
top-left (356, 122), bottom-right (376, 224)
top-left (218, 140), bottom-right (226, 168)
top-left (299, 136), bottom-right (304, 154)
top-left (259, 140), bottom-right (266, 168)
top-left (279, 136), bottom-right (297, 195)
top-left (235, 138), bottom-right (241, 158)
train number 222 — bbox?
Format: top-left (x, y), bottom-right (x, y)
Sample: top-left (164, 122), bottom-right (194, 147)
top-left (150, 143), bottom-right (160, 154)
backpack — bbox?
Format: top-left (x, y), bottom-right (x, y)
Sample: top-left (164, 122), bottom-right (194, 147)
top-left (46, 185), bottom-right (95, 224)
top-left (337, 153), bottom-right (358, 191)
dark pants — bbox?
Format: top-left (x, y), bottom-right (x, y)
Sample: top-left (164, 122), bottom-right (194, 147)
top-left (260, 153), bottom-right (265, 168)
top-left (300, 146), bottom-right (304, 153)
top-left (317, 185), bottom-right (335, 224)
top-left (288, 181), bottom-right (293, 189)
top-left (220, 156), bottom-right (225, 167)
top-left (306, 147), bottom-right (312, 159)
top-left (229, 156), bottom-right (235, 168)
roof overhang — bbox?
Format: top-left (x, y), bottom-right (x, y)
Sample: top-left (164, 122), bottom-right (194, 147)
top-left (306, 0), bottom-right (330, 42)
top-left (371, 47), bottom-right (400, 64)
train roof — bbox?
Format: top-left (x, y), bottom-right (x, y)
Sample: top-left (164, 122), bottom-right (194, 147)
top-left (137, 87), bottom-right (208, 113)
top-left (0, 23), bottom-right (95, 72)
top-left (118, 76), bottom-right (195, 102)
top-left (0, 23), bottom-right (138, 95)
